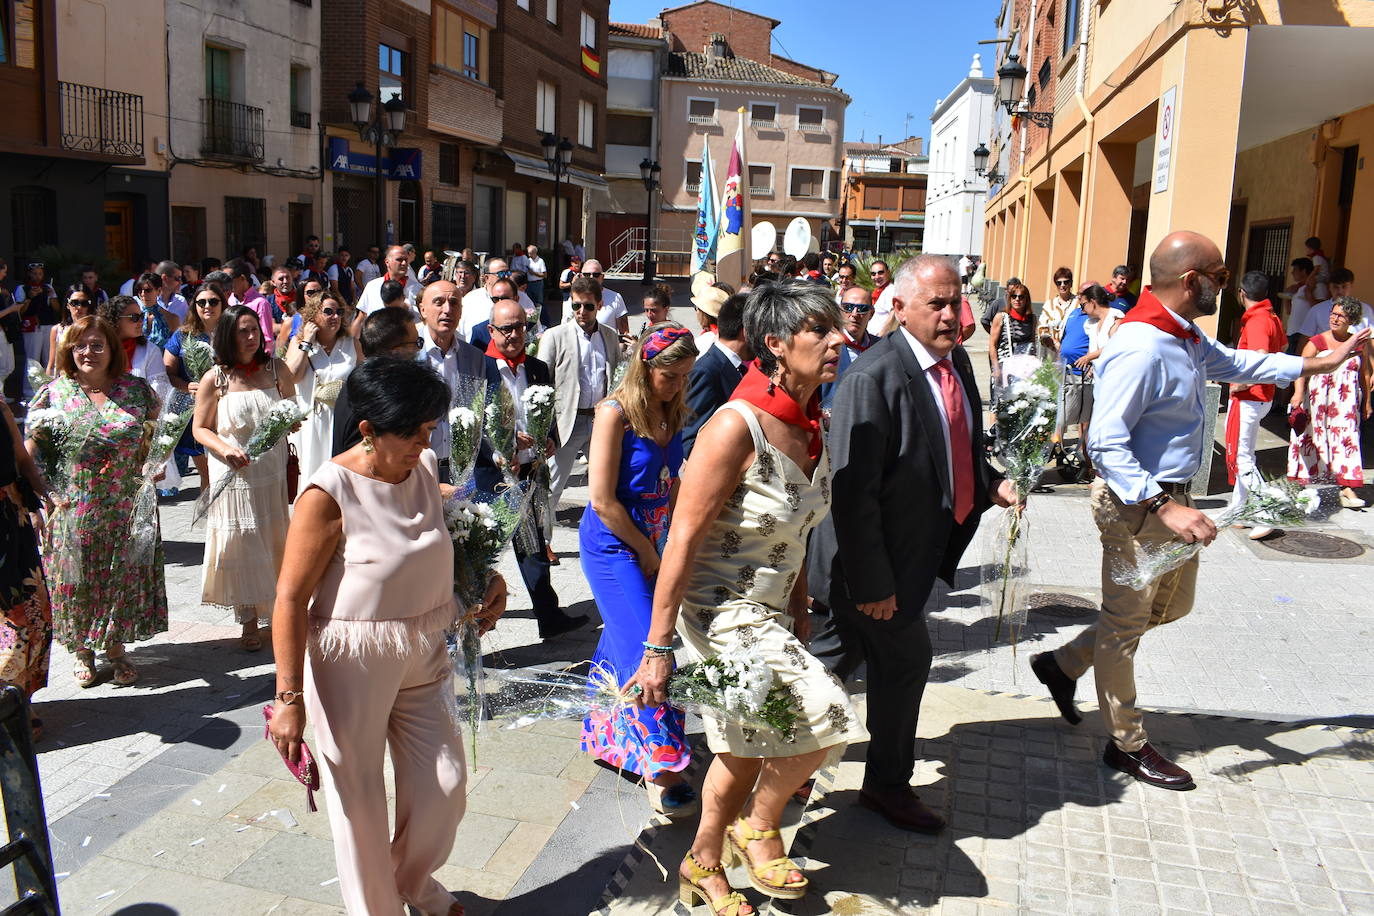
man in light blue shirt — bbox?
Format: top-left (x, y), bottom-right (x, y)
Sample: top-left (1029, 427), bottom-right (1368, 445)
top-left (1030, 230), bottom-right (1368, 792)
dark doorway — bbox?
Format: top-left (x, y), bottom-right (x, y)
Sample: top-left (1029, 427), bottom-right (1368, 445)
top-left (1333, 145), bottom-right (1358, 269)
top-left (288, 202), bottom-right (312, 261)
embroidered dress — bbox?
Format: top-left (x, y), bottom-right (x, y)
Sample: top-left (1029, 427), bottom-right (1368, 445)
top-left (676, 401), bottom-right (865, 757)
top-left (33, 375), bottom-right (168, 650)
top-left (290, 336), bottom-right (358, 482)
top-left (580, 401), bottom-right (690, 778)
top-left (1288, 332), bottom-right (1364, 487)
top-left (200, 386), bottom-right (290, 621)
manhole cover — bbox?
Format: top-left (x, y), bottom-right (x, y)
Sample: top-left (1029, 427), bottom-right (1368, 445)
top-left (1027, 592), bottom-right (1098, 619)
top-left (1259, 530), bottom-right (1365, 559)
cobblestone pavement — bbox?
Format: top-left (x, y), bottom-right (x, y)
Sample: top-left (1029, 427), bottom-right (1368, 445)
top-left (40, 303), bottom-right (1374, 913)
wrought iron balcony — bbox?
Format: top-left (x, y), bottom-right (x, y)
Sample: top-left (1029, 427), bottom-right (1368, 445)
top-left (201, 98), bottom-right (265, 162)
top-left (290, 109), bottom-right (311, 129)
top-left (59, 81), bottom-right (144, 160)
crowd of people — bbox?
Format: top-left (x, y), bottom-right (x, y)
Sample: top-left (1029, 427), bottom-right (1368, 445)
top-left (0, 226), bottom-right (1368, 915)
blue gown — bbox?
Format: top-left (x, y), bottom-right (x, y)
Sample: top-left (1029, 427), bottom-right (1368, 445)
top-left (579, 404), bottom-right (689, 778)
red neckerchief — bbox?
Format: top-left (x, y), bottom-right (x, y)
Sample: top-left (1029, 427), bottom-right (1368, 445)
top-left (1117, 287), bottom-right (1200, 343)
top-left (484, 338), bottom-right (526, 371)
top-left (1008, 304), bottom-right (1030, 322)
top-left (843, 330), bottom-right (872, 352)
top-left (121, 338), bottom-right (138, 367)
top-left (234, 361), bottom-right (259, 375)
top-left (730, 360), bottom-right (822, 461)
top-left (872, 280), bottom-right (889, 299)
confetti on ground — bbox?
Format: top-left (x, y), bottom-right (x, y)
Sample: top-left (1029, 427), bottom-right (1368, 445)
top-left (235, 826), bottom-right (251, 833)
top-left (192, 799), bottom-right (203, 806)
top-left (218, 784), bottom-right (227, 793)
top-left (1274, 595), bottom-right (1294, 604)
top-left (95, 890), bottom-right (116, 901)
top-left (81, 837), bottom-right (91, 848)
top-left (320, 877), bottom-right (340, 887)
top-left (189, 838), bottom-right (205, 847)
top-left (569, 801), bottom-right (580, 810)
top-left (153, 850), bottom-right (165, 858)
top-left (92, 793), bottom-right (110, 799)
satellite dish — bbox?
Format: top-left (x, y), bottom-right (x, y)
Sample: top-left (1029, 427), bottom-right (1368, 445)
top-left (782, 218), bottom-right (811, 258)
top-left (690, 271), bottom-right (716, 297)
top-left (750, 221), bottom-right (777, 261)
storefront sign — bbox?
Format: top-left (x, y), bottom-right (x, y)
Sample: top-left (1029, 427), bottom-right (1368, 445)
top-left (328, 137), bottom-right (423, 180)
top-left (1154, 86), bottom-right (1176, 194)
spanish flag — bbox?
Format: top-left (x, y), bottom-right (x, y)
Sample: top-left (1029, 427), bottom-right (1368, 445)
top-left (581, 46), bottom-right (601, 78)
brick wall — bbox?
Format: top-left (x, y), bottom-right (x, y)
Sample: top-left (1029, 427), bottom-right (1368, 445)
top-left (659, 0), bottom-right (830, 85)
top-left (1005, 0), bottom-right (1059, 174)
top-left (322, 0), bottom-right (431, 132)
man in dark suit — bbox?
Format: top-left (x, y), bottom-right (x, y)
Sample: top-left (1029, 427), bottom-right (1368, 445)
top-left (682, 293), bottom-right (752, 456)
top-left (484, 297), bottom-right (586, 639)
top-left (809, 254), bottom-right (1017, 832)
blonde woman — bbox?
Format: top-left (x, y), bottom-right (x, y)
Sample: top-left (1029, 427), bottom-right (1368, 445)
top-left (285, 290), bottom-right (357, 481)
top-left (580, 322), bottom-right (700, 816)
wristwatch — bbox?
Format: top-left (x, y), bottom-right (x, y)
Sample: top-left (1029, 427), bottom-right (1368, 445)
top-left (275, 690), bottom-right (304, 706)
top-left (297, 341), bottom-right (316, 354)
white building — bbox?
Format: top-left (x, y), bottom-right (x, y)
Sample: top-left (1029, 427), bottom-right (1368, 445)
top-left (166, 0), bottom-right (322, 264)
top-left (925, 53), bottom-right (995, 258)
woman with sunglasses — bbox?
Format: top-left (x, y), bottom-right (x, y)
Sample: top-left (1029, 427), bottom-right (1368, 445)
top-left (285, 290), bottom-right (357, 481)
top-left (131, 273), bottom-right (180, 351)
top-left (27, 316), bottom-right (167, 687)
top-left (988, 280), bottom-right (1038, 382)
top-left (45, 290), bottom-right (94, 376)
top-left (1038, 267), bottom-right (1077, 357)
top-left (164, 282), bottom-right (227, 489)
top-left (98, 296), bottom-right (172, 401)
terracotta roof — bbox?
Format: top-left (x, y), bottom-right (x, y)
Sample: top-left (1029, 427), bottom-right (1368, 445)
top-left (667, 51), bottom-right (841, 93)
top-left (609, 22), bottom-right (663, 39)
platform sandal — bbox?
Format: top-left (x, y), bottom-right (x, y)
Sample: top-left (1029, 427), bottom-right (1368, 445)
top-left (723, 816), bottom-right (808, 900)
top-left (678, 851), bottom-right (753, 915)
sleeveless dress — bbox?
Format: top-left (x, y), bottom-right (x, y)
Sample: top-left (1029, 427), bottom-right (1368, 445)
top-left (200, 385), bottom-right (290, 620)
top-left (290, 336), bottom-right (358, 483)
top-left (1287, 332), bottom-right (1364, 487)
top-left (677, 401), bottom-right (866, 758)
top-left (579, 401), bottom-right (690, 778)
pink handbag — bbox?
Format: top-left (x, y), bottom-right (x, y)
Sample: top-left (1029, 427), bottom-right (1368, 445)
top-left (262, 704), bottom-right (319, 812)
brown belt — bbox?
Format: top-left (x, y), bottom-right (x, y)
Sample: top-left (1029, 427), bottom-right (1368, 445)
top-left (1095, 475), bottom-right (1192, 497)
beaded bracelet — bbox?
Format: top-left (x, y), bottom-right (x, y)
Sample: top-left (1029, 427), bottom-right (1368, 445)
top-left (642, 641), bottom-right (673, 656)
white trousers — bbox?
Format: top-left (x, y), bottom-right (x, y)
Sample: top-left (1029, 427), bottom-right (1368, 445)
top-left (1228, 398), bottom-right (1268, 511)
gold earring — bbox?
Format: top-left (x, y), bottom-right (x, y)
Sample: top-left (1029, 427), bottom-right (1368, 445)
top-left (363, 436), bottom-right (375, 454)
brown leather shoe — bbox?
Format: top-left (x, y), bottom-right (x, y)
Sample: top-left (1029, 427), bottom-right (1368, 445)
top-left (1031, 652), bottom-right (1082, 725)
top-left (1103, 741), bottom-right (1195, 791)
top-left (858, 787), bottom-right (946, 833)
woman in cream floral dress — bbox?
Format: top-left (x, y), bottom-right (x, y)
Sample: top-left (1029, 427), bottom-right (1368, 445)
top-left (627, 282), bottom-right (865, 916)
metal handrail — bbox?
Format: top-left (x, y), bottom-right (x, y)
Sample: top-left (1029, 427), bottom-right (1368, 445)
top-left (58, 81), bottom-right (143, 159)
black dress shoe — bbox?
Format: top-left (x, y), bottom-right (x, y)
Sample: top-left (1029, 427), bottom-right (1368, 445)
top-left (1103, 741), bottom-right (1195, 791)
top-left (858, 787), bottom-right (946, 834)
top-left (1031, 652), bottom-right (1082, 725)
top-left (539, 614), bottom-right (589, 640)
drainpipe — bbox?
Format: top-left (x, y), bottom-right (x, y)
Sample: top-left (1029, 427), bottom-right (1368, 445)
top-left (1071, 0), bottom-right (1095, 280)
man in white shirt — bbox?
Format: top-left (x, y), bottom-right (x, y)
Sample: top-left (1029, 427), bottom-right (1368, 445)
top-left (416, 250), bottom-right (442, 285)
top-left (416, 280), bottom-right (499, 484)
top-left (354, 245), bottom-right (383, 288)
top-left (537, 276), bottom-right (623, 536)
top-left (155, 260), bottom-right (189, 321)
top-left (352, 245), bottom-right (422, 331)
top-left (524, 244), bottom-right (548, 307)
top-left (459, 257), bottom-right (512, 338)
top-left (958, 254), bottom-right (973, 289)
top-left (1296, 267), bottom-right (1373, 340)
top-left (578, 260), bottom-right (628, 335)
top-left (1285, 257), bottom-right (1320, 350)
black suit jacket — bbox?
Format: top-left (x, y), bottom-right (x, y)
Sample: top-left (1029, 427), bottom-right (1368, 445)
top-left (469, 320), bottom-right (493, 352)
top-left (683, 343), bottom-right (745, 456)
top-left (809, 335), bottom-right (998, 617)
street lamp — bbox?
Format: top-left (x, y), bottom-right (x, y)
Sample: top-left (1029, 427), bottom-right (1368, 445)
top-left (973, 142), bottom-right (990, 176)
top-left (349, 81), bottom-right (406, 254)
top-left (541, 132), bottom-right (574, 308)
top-left (995, 52), bottom-right (1053, 128)
top-left (639, 157), bottom-right (661, 283)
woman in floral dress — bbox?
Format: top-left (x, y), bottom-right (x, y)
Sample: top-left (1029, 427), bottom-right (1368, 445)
top-left (1288, 297), bottom-right (1372, 509)
top-left (0, 397), bottom-right (51, 736)
top-left (580, 323), bottom-right (699, 817)
top-left (192, 305), bottom-right (295, 651)
top-left (26, 316), bottom-right (167, 687)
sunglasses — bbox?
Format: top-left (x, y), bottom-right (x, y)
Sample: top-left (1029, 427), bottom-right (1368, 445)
top-left (74, 343), bottom-right (107, 354)
top-left (840, 303), bottom-right (873, 314)
top-left (320, 307), bottom-right (341, 317)
top-left (491, 323), bottom-right (524, 336)
top-left (1055, 279), bottom-right (1072, 286)
top-left (487, 270), bottom-right (511, 279)
top-left (195, 297), bottom-right (221, 307)
top-left (68, 298), bottom-right (90, 306)
top-left (582, 271), bottom-right (603, 278)
top-left (1009, 293), bottom-right (1030, 301)
top-left (573, 302), bottom-right (599, 312)
top-left (491, 295), bottom-right (517, 303)
top-left (120, 313), bottom-right (142, 322)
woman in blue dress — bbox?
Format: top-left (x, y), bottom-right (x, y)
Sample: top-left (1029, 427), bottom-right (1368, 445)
top-left (581, 322), bottom-right (699, 816)
top-left (162, 282), bottom-right (225, 491)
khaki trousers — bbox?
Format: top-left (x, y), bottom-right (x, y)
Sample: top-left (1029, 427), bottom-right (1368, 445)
top-left (1053, 478), bottom-right (1198, 752)
top-left (306, 637), bottom-right (466, 916)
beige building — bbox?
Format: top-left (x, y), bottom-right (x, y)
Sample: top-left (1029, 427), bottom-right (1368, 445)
top-left (982, 0), bottom-right (1374, 339)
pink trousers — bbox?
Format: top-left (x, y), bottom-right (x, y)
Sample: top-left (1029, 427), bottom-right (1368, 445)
top-left (306, 637), bottom-right (466, 915)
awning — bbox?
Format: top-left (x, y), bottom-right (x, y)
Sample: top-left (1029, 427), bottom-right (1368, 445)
top-left (503, 149), bottom-right (609, 192)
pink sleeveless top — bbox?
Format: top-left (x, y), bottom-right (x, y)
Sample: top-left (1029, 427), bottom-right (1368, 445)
top-left (306, 449), bottom-right (457, 657)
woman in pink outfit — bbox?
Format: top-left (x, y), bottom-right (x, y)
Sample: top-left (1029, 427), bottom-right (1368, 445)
top-left (269, 357), bottom-right (507, 915)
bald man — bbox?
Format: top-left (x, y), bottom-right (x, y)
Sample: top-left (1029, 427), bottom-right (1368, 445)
top-left (417, 279), bottom-right (501, 484)
top-left (351, 245), bottom-right (423, 334)
top-left (1032, 230), bottom-right (1369, 791)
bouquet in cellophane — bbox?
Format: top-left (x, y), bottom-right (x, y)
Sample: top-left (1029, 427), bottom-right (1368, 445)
top-left (191, 397), bottom-right (308, 525)
top-left (982, 355), bottom-right (1060, 645)
top-left (26, 384), bottom-right (105, 583)
top-left (1110, 476), bottom-right (1321, 590)
top-left (180, 337), bottom-right (214, 383)
top-left (513, 384), bottom-right (556, 555)
top-left (129, 389), bottom-right (197, 566)
top-left (448, 375), bottom-right (492, 490)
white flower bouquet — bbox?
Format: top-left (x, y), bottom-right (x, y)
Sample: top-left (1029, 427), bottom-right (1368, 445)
top-left (1111, 476), bottom-right (1320, 590)
top-left (448, 375), bottom-right (493, 490)
top-left (513, 384), bottom-right (556, 555)
top-left (192, 397), bottom-right (308, 524)
top-left (26, 360), bottom-right (51, 395)
top-left (984, 356), bottom-right (1060, 642)
top-left (180, 337), bottom-right (214, 383)
top-left (26, 394), bottom-right (105, 583)
top-left (129, 390), bottom-right (198, 566)
top-left (484, 384), bottom-right (518, 468)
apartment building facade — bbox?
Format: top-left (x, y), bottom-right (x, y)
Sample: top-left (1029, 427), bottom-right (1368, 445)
top-left (925, 54), bottom-right (995, 258)
top-left (840, 138), bottom-right (928, 255)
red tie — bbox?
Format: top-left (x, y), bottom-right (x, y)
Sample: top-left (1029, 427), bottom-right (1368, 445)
top-left (933, 359), bottom-right (974, 523)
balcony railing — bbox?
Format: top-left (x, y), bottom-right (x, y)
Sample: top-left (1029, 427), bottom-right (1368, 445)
top-left (687, 113), bottom-right (719, 126)
top-left (798, 121), bottom-right (826, 133)
top-left (59, 81), bottom-right (144, 160)
top-left (686, 182), bottom-right (701, 194)
top-left (749, 185), bottom-right (772, 196)
top-left (201, 98), bottom-right (265, 162)
top-left (290, 109), bottom-right (311, 129)
top-left (750, 118), bottom-right (779, 130)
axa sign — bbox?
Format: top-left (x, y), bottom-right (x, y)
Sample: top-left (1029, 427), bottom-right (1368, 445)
top-left (328, 138), bottom-right (423, 181)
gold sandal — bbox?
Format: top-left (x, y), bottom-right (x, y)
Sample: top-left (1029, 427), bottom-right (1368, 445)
top-left (108, 653), bottom-right (139, 686)
top-left (678, 851), bottom-right (753, 915)
top-left (724, 817), bottom-right (808, 900)
top-left (73, 649), bottom-right (97, 688)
